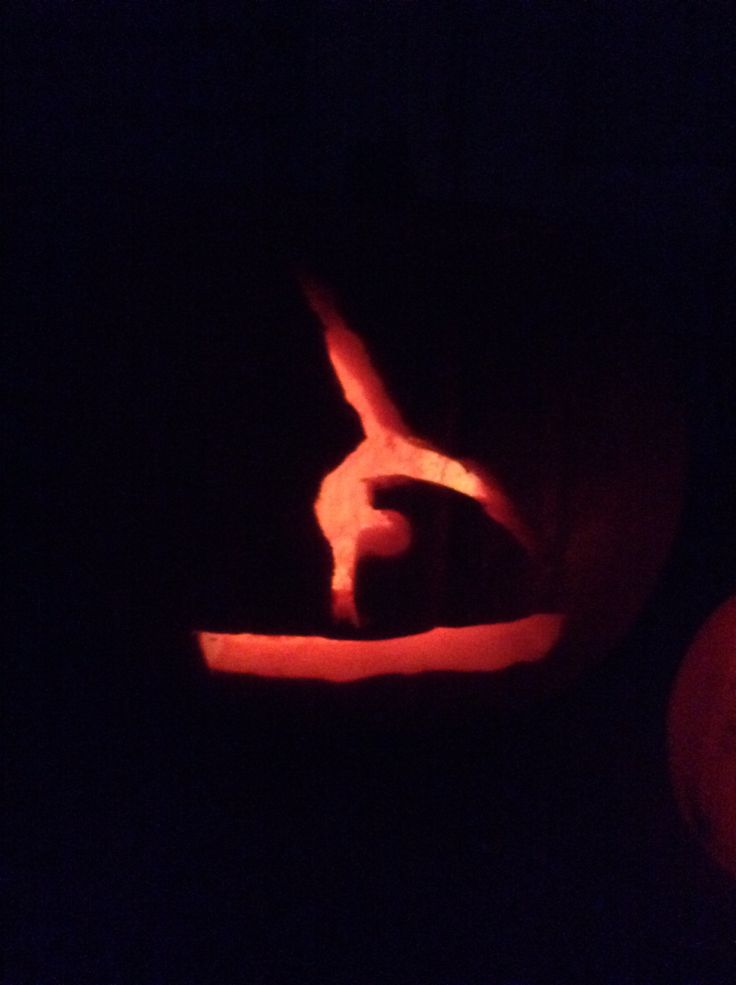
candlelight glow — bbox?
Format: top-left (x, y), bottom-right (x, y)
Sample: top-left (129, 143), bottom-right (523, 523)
top-left (198, 281), bottom-right (563, 681)
top-left (200, 615), bottom-right (563, 682)
top-left (304, 280), bottom-right (532, 626)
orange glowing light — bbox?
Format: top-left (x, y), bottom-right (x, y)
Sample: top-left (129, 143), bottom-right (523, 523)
top-left (200, 615), bottom-right (563, 682)
top-left (303, 281), bottom-right (532, 625)
top-left (198, 282), bottom-right (563, 681)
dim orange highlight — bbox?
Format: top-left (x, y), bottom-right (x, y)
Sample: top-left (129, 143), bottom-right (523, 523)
top-left (200, 615), bottom-right (564, 682)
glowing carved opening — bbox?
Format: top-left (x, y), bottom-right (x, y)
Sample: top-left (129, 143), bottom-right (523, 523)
top-left (304, 280), bottom-right (532, 626)
top-left (197, 282), bottom-right (563, 681)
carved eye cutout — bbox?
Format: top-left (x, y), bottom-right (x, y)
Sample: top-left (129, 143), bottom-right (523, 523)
top-left (198, 281), bottom-right (564, 681)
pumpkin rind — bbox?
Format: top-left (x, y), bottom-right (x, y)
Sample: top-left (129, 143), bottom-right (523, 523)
top-left (668, 595), bottom-right (736, 877)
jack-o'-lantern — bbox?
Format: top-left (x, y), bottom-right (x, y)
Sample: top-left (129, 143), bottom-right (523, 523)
top-left (196, 203), bottom-right (685, 697)
top-left (668, 595), bottom-right (736, 877)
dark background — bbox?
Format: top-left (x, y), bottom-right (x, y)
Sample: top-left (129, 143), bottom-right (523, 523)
top-left (6, 3), bottom-right (736, 983)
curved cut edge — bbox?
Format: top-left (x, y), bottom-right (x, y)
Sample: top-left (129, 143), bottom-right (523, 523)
top-left (198, 613), bottom-right (565, 682)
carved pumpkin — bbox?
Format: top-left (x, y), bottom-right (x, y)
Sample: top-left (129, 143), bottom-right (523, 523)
top-left (668, 595), bottom-right (736, 877)
top-left (197, 204), bottom-right (685, 692)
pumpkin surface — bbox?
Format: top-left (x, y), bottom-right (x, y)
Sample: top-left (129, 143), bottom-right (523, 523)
top-left (668, 595), bottom-right (736, 877)
top-left (197, 204), bottom-right (685, 693)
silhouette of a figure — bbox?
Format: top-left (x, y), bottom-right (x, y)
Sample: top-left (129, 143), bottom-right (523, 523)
top-left (303, 281), bottom-right (532, 626)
